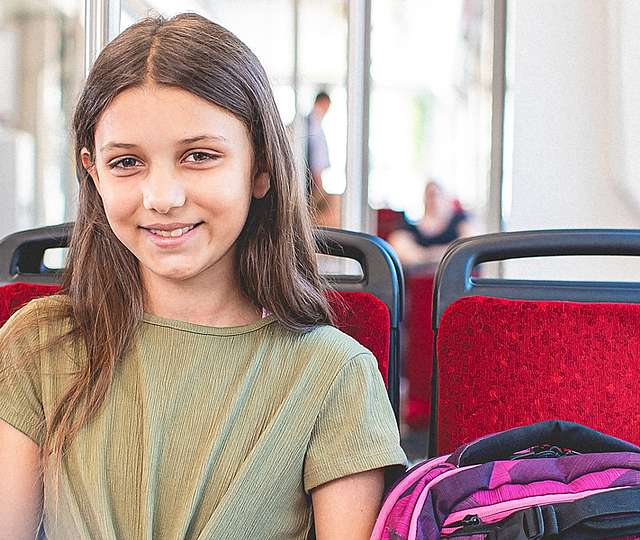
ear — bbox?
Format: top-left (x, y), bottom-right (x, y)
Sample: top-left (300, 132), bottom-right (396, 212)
top-left (252, 171), bottom-right (270, 199)
top-left (80, 147), bottom-right (100, 190)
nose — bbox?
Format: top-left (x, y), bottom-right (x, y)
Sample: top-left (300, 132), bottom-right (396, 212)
top-left (142, 170), bottom-right (186, 214)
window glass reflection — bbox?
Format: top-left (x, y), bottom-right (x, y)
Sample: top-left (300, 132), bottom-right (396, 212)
top-left (369, 0), bottom-right (493, 227)
top-left (0, 1), bottom-right (84, 241)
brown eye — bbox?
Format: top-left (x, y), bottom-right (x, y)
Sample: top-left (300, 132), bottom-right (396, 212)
top-left (109, 156), bottom-right (142, 169)
top-left (184, 151), bottom-right (218, 163)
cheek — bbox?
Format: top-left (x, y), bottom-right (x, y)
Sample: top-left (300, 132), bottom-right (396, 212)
top-left (196, 177), bottom-right (253, 218)
top-left (203, 195), bottom-right (252, 233)
top-left (98, 184), bottom-right (139, 228)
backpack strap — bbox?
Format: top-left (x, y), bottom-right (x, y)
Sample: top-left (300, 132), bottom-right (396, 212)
top-left (486, 487), bottom-right (640, 540)
top-left (450, 420), bottom-right (640, 467)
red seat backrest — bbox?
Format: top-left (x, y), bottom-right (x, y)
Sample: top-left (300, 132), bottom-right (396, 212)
top-left (404, 274), bottom-right (435, 429)
top-left (326, 290), bottom-right (390, 386)
top-left (436, 295), bottom-right (640, 453)
top-left (375, 208), bottom-right (404, 242)
top-left (0, 282), bottom-right (60, 327)
top-left (0, 283), bottom-right (391, 388)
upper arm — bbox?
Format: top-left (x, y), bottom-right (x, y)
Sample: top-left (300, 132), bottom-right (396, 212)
top-left (311, 468), bottom-right (384, 540)
top-left (303, 354), bottom-right (405, 538)
top-left (0, 418), bottom-right (43, 540)
top-left (303, 354), bottom-right (405, 494)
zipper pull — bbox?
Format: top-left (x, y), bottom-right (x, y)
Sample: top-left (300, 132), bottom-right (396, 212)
top-left (510, 444), bottom-right (581, 460)
top-left (447, 514), bottom-right (482, 528)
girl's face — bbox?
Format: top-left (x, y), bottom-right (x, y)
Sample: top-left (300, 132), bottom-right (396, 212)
top-left (82, 83), bottom-right (269, 286)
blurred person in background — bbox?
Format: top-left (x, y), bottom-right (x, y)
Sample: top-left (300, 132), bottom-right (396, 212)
top-left (304, 91), bottom-right (343, 227)
top-left (388, 180), bottom-right (474, 270)
top-left (305, 91), bottom-right (331, 202)
top-left (388, 180), bottom-right (476, 460)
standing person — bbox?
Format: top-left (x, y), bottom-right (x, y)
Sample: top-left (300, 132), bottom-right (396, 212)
top-left (305, 91), bottom-right (331, 206)
top-left (0, 14), bottom-right (405, 540)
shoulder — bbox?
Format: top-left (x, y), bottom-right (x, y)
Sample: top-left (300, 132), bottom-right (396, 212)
top-left (269, 322), bottom-right (374, 376)
top-left (9, 293), bottom-right (70, 321)
top-left (1, 294), bottom-right (73, 349)
top-left (1, 294), bottom-right (86, 379)
top-left (296, 324), bottom-right (370, 359)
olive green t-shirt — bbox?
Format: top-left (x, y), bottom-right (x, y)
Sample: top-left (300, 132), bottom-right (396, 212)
top-left (0, 297), bottom-right (406, 539)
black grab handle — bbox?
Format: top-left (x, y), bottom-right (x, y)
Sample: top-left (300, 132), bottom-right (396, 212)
top-left (433, 229), bottom-right (640, 329)
top-left (0, 223), bottom-right (73, 285)
top-left (316, 227), bottom-right (404, 327)
top-left (450, 420), bottom-right (640, 467)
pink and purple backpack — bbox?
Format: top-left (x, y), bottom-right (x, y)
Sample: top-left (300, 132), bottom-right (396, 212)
top-left (372, 420), bottom-right (640, 539)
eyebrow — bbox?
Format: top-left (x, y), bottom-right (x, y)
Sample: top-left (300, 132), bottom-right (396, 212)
top-left (99, 134), bottom-right (228, 153)
top-left (180, 134), bottom-right (228, 145)
top-left (100, 142), bottom-right (138, 153)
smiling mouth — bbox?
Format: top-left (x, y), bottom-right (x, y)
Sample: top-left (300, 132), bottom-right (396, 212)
top-left (144, 223), bottom-right (202, 238)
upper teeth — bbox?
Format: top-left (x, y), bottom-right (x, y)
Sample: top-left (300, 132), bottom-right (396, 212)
top-left (149, 225), bottom-right (195, 238)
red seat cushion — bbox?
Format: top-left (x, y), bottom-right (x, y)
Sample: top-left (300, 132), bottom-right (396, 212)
top-left (0, 284), bottom-right (391, 387)
top-left (436, 296), bottom-right (640, 453)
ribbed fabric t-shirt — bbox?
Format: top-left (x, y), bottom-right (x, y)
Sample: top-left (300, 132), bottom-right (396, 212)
top-left (0, 296), bottom-right (406, 539)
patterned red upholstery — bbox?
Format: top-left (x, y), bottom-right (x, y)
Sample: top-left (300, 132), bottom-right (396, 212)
top-left (0, 283), bottom-right (391, 387)
top-left (436, 296), bottom-right (640, 453)
top-left (404, 274), bottom-right (435, 429)
top-left (0, 282), bottom-right (60, 326)
top-left (326, 290), bottom-right (390, 386)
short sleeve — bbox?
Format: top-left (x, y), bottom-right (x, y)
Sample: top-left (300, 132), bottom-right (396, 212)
top-left (0, 303), bottom-right (45, 445)
top-left (303, 353), bottom-right (406, 492)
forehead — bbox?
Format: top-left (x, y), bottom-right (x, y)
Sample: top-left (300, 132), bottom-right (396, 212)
top-left (94, 84), bottom-right (250, 148)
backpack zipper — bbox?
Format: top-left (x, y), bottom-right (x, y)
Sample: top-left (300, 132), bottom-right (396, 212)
top-left (441, 486), bottom-right (632, 537)
top-left (445, 514), bottom-right (482, 529)
top-left (510, 445), bottom-right (579, 460)
top-left (442, 514), bottom-right (493, 537)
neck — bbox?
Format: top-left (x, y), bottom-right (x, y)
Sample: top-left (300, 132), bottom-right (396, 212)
top-left (141, 267), bottom-right (261, 328)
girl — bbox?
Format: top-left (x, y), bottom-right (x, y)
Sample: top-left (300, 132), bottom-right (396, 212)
top-left (0, 13), bottom-right (405, 540)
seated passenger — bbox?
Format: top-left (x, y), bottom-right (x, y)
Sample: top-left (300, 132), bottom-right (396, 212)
top-left (0, 14), bottom-right (405, 540)
top-left (388, 180), bottom-right (475, 270)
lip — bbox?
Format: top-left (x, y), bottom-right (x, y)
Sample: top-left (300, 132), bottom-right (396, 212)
top-left (142, 222), bottom-right (201, 231)
top-left (141, 222), bottom-right (202, 248)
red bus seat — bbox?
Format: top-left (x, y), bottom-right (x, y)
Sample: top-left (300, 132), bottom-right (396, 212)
top-left (403, 274), bottom-right (435, 429)
top-left (430, 229), bottom-right (640, 454)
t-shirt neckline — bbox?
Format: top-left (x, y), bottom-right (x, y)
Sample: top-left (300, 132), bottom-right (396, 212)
top-left (142, 312), bottom-right (277, 336)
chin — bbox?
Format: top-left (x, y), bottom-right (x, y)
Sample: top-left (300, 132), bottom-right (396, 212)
top-left (159, 268), bottom-right (199, 281)
top-left (145, 262), bottom-right (200, 281)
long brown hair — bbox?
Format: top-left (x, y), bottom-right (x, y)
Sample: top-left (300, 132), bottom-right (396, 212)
top-left (10, 13), bottom-right (333, 464)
